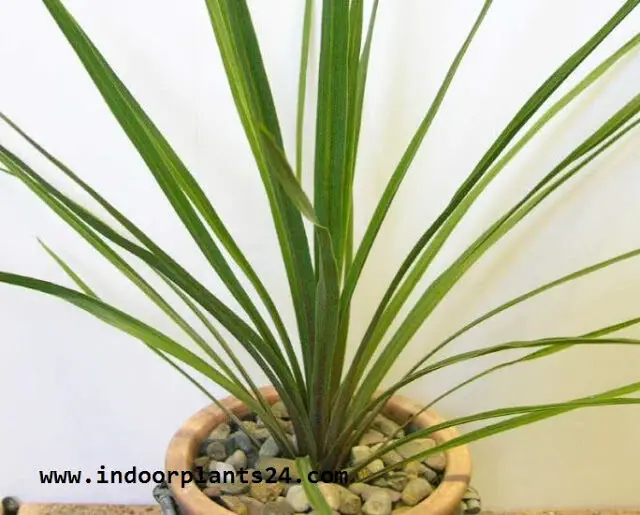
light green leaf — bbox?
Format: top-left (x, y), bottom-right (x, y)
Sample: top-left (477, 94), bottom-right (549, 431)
top-left (295, 457), bottom-right (333, 515)
top-left (258, 126), bottom-right (319, 224)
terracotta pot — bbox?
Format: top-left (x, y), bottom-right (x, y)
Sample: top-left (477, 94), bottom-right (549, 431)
top-left (166, 386), bottom-right (471, 515)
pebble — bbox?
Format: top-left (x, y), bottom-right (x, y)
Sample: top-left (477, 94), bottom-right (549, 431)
top-left (254, 427), bottom-right (272, 441)
top-left (259, 436), bottom-right (281, 458)
top-left (239, 495), bottom-right (266, 515)
top-left (242, 421), bottom-right (260, 435)
top-left (231, 431), bottom-right (256, 454)
top-left (270, 401), bottom-right (289, 419)
top-left (423, 466), bottom-right (438, 484)
top-left (227, 449), bottom-right (249, 470)
top-left (220, 495), bottom-right (249, 515)
top-left (372, 415), bottom-right (405, 438)
top-left (256, 457), bottom-right (300, 482)
top-left (206, 440), bottom-right (228, 461)
top-left (401, 477), bottom-right (433, 506)
top-left (264, 500), bottom-right (295, 515)
top-left (350, 445), bottom-right (373, 465)
top-left (221, 479), bottom-right (250, 496)
top-left (403, 461), bottom-right (427, 477)
top-left (384, 472), bottom-right (409, 492)
top-left (202, 485), bottom-right (222, 498)
top-left (463, 486), bottom-right (480, 500)
top-left (425, 452), bottom-right (446, 472)
top-left (362, 491), bottom-right (392, 515)
top-left (348, 484), bottom-right (401, 503)
top-left (210, 422), bottom-right (232, 440)
top-left (335, 484), bottom-right (362, 514)
top-left (396, 438), bottom-right (436, 460)
top-left (278, 419), bottom-right (295, 433)
top-left (194, 456), bottom-right (210, 471)
top-left (379, 449), bottom-right (403, 467)
top-left (405, 424), bottom-right (421, 434)
top-left (358, 429), bottom-right (386, 446)
top-left (318, 483), bottom-right (341, 510)
top-left (285, 485), bottom-right (309, 512)
top-left (363, 459), bottom-right (385, 477)
top-left (464, 498), bottom-right (481, 514)
top-left (250, 482), bottom-right (284, 503)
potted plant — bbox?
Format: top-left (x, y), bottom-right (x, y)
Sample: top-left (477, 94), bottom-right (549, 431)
top-left (2, 0), bottom-right (640, 513)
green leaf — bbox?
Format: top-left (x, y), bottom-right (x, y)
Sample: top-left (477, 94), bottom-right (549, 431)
top-left (331, 0), bottom-right (493, 441)
top-left (38, 239), bottom-right (98, 297)
top-left (38, 1), bottom-right (302, 387)
top-left (354, 391), bottom-right (640, 482)
top-left (295, 457), bottom-right (333, 515)
top-left (296, 0), bottom-right (314, 181)
top-left (360, 32), bottom-right (640, 368)
top-left (411, 246), bottom-right (640, 373)
top-left (310, 227), bottom-right (340, 460)
top-left (0, 271), bottom-right (261, 407)
top-left (349, 95), bottom-right (640, 418)
top-left (341, 1), bottom-right (640, 403)
top-left (314, 0), bottom-right (351, 276)
top-left (0, 143), bottom-right (309, 456)
top-left (203, 0), bottom-right (317, 384)
top-left (258, 126), bottom-right (319, 224)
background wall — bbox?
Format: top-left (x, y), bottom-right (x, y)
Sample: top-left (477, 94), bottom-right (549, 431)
top-left (1, 0), bottom-right (639, 509)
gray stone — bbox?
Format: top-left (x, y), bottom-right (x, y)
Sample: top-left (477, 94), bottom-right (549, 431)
top-left (285, 485), bottom-right (309, 512)
top-left (239, 495), bottom-right (266, 515)
top-left (359, 429), bottom-right (386, 446)
top-left (227, 449), bottom-right (249, 470)
top-left (350, 445), bottom-right (373, 465)
top-left (206, 439), bottom-right (228, 461)
top-left (220, 495), bottom-right (249, 515)
top-left (464, 498), bottom-right (481, 514)
top-left (259, 436), bottom-right (281, 458)
top-left (372, 415), bottom-right (405, 438)
top-left (405, 424), bottom-right (421, 434)
top-left (401, 477), bottom-right (433, 506)
top-left (231, 431), bottom-right (257, 454)
top-left (423, 466), bottom-right (438, 484)
top-left (396, 438), bottom-right (436, 461)
top-left (362, 491), bottom-right (392, 515)
top-left (210, 422), bottom-right (232, 440)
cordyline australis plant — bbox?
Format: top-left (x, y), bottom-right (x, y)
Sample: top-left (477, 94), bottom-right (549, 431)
top-left (2, 0), bottom-right (640, 506)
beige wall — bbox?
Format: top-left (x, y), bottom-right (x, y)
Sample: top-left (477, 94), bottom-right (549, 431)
top-left (1, 0), bottom-right (639, 508)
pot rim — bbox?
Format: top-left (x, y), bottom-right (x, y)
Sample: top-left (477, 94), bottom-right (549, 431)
top-left (166, 386), bottom-right (471, 515)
